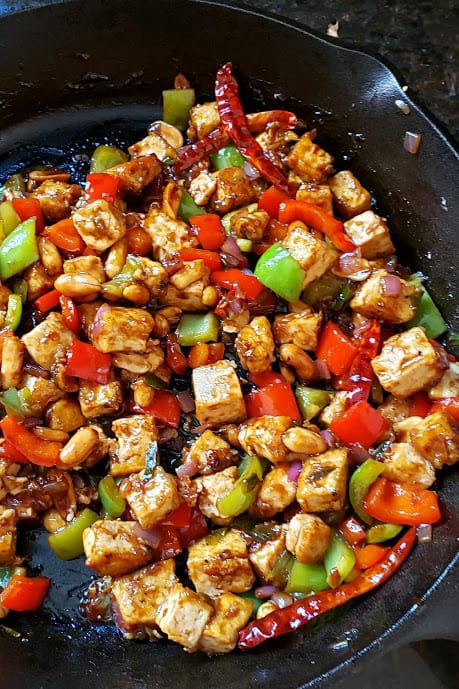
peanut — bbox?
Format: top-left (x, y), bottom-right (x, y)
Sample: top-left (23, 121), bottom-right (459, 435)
top-left (202, 285), bottom-right (218, 308)
top-left (104, 236), bottom-right (128, 279)
top-left (38, 236), bottom-right (63, 276)
top-left (54, 272), bottom-right (101, 298)
top-left (122, 283), bottom-right (150, 305)
top-left (282, 427), bottom-right (327, 455)
top-left (148, 120), bottom-right (184, 149)
top-left (279, 343), bottom-right (316, 382)
top-left (132, 379), bottom-right (155, 407)
top-left (33, 427), bottom-right (69, 442)
top-left (151, 313), bottom-right (171, 338)
top-left (59, 426), bottom-right (100, 466)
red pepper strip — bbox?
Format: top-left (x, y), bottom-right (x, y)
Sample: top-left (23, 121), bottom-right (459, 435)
top-left (190, 214), bottom-right (226, 250)
top-left (0, 415), bottom-right (62, 467)
top-left (134, 390), bottom-right (181, 428)
top-left (330, 399), bottom-right (389, 449)
top-left (364, 477), bottom-right (441, 526)
top-left (34, 288), bottom-right (61, 313)
top-left (215, 63), bottom-right (292, 195)
top-left (165, 333), bottom-right (189, 375)
top-left (339, 516), bottom-right (366, 545)
top-left (11, 197), bottom-right (45, 233)
top-left (59, 295), bottom-right (80, 334)
top-left (65, 339), bottom-right (111, 384)
top-left (160, 502), bottom-right (192, 528)
top-left (155, 525), bottom-right (182, 560)
top-left (430, 396), bottom-right (459, 423)
top-left (0, 575), bottom-right (50, 611)
top-left (316, 321), bottom-right (358, 376)
top-left (211, 268), bottom-right (264, 301)
top-left (43, 217), bottom-right (85, 254)
top-left (278, 200), bottom-right (355, 252)
top-left (0, 439), bottom-right (29, 464)
top-left (246, 371), bottom-right (302, 422)
top-left (353, 544), bottom-right (390, 569)
top-left (238, 526), bottom-right (416, 649)
top-left (409, 391), bottom-right (432, 418)
top-left (179, 247), bottom-right (222, 272)
top-left (85, 173), bottom-right (120, 204)
top-left (258, 185), bottom-right (290, 219)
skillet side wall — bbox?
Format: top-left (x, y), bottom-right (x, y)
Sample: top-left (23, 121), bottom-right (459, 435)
top-left (0, 2), bottom-right (457, 689)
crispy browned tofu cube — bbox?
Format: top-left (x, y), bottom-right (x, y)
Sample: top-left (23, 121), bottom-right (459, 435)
top-left (287, 131), bottom-right (334, 183)
top-left (194, 466), bottom-right (239, 526)
top-left (192, 360), bottom-right (247, 426)
top-left (273, 309), bottom-right (322, 351)
top-left (248, 525), bottom-right (287, 583)
top-left (343, 210), bottom-right (395, 258)
top-left (428, 362), bottom-right (459, 399)
top-left (188, 101), bottom-right (220, 139)
top-left (78, 376), bottom-right (122, 418)
top-left (198, 592), bottom-right (253, 655)
top-left (21, 312), bottom-right (75, 371)
top-left (120, 467), bottom-right (180, 529)
top-left (209, 167), bottom-right (256, 214)
top-left (328, 170), bottom-right (371, 219)
top-left (128, 133), bottom-right (177, 162)
top-left (382, 442), bottom-right (435, 487)
top-left (350, 270), bottom-right (420, 324)
top-left (0, 507), bottom-right (16, 565)
top-left (238, 415), bottom-right (292, 464)
top-left (72, 199), bottom-right (126, 252)
top-left (83, 520), bottom-right (153, 576)
top-left (285, 513), bottom-right (331, 563)
top-left (283, 223), bottom-right (338, 287)
top-left (296, 182), bottom-right (334, 214)
top-left (248, 464), bottom-right (297, 520)
top-left (46, 397), bottom-right (85, 432)
top-left (235, 316), bottom-right (275, 376)
top-left (110, 415), bottom-right (158, 476)
top-left (32, 180), bottom-right (82, 223)
top-left (405, 411), bottom-right (459, 470)
top-left (91, 304), bottom-right (154, 353)
top-left (182, 429), bottom-right (237, 475)
top-left (155, 583), bottom-right (213, 652)
top-left (143, 208), bottom-right (194, 262)
top-left (297, 449), bottom-right (348, 512)
top-left (105, 154), bottom-right (162, 196)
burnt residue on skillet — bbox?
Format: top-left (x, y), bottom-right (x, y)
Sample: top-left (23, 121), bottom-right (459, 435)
top-left (0, 2), bottom-right (457, 689)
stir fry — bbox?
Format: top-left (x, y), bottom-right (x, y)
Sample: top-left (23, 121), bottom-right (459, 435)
top-left (0, 63), bottom-right (457, 654)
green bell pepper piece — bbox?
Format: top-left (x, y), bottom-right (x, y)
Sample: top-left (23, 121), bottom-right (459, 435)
top-left (324, 529), bottom-right (356, 587)
top-left (11, 277), bottom-right (28, 303)
top-left (90, 144), bottom-right (128, 173)
top-left (210, 144), bottom-right (245, 170)
top-left (4, 294), bottom-right (22, 331)
top-left (101, 254), bottom-right (141, 298)
top-left (349, 458), bottom-right (385, 524)
top-left (0, 388), bottom-right (25, 419)
top-left (144, 372), bottom-right (168, 390)
top-left (295, 386), bottom-right (330, 421)
top-left (254, 242), bottom-right (305, 302)
top-left (217, 455), bottom-right (264, 517)
top-left (235, 238), bottom-right (253, 253)
top-left (1, 173), bottom-right (26, 195)
top-left (366, 522), bottom-right (403, 544)
top-left (0, 217), bottom-right (39, 281)
top-left (177, 189), bottom-right (205, 223)
top-left (406, 277), bottom-right (447, 339)
top-left (162, 88), bottom-right (195, 130)
top-left (302, 274), bottom-right (346, 306)
top-left (0, 201), bottom-right (20, 237)
top-left (47, 508), bottom-right (99, 560)
top-left (285, 561), bottom-right (329, 594)
top-left (98, 475), bottom-right (126, 519)
top-left (176, 312), bottom-right (220, 346)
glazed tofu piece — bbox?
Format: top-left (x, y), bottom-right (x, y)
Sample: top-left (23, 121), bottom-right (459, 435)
top-left (194, 466), bottom-right (239, 526)
top-left (143, 208), bottom-right (194, 262)
top-left (273, 309), bottom-right (322, 351)
top-left (343, 210), bottom-right (395, 258)
top-left (231, 209), bottom-right (269, 242)
top-left (405, 411), bottom-right (459, 470)
top-left (285, 513), bottom-right (331, 564)
top-left (286, 131), bottom-right (334, 183)
top-left (105, 154), bottom-right (162, 196)
top-left (91, 305), bottom-right (154, 353)
top-left (238, 416), bottom-right (293, 464)
top-left (72, 199), bottom-right (126, 252)
top-left (0, 507), bottom-right (16, 565)
top-left (248, 525), bottom-right (287, 583)
top-left (235, 316), bottom-right (276, 376)
top-left (429, 362), bottom-right (459, 399)
top-left (23, 262), bottom-right (55, 301)
top-left (378, 395), bottom-right (412, 426)
top-left (182, 429), bottom-right (237, 475)
top-left (19, 374), bottom-right (64, 417)
top-left (283, 224), bottom-right (338, 288)
top-left (21, 312), bottom-right (75, 371)
top-left (83, 520), bottom-right (153, 576)
top-left (248, 464), bottom-right (297, 520)
top-left (155, 583), bottom-right (213, 653)
top-left (328, 170), bottom-right (372, 219)
top-left (1, 335), bottom-right (25, 390)
top-left (187, 529), bottom-right (255, 596)
top-left (188, 171), bottom-right (218, 206)
top-left (188, 101), bottom-right (220, 139)
top-left (63, 255), bottom-right (106, 283)
top-left (32, 179), bottom-right (82, 223)
top-left (296, 182), bottom-right (334, 214)
top-left (350, 270), bottom-right (420, 324)
top-left (120, 467), bottom-right (180, 529)
top-left (110, 415), bottom-right (158, 476)
top-left (160, 281), bottom-right (208, 312)
top-left (111, 559), bottom-right (178, 639)
top-left (192, 360), bottom-right (247, 426)
top-left (79, 376), bottom-right (122, 418)
top-left (382, 442), bottom-right (435, 488)
top-left (169, 259), bottom-right (210, 291)
top-left (128, 132), bottom-right (177, 162)
top-left (46, 397), bottom-right (86, 433)
top-left (209, 167), bottom-right (256, 214)
top-left (371, 327), bottom-right (448, 399)
top-left (297, 449), bottom-right (348, 512)
top-left (318, 391), bottom-right (348, 427)
top-left (130, 256), bottom-right (168, 298)
top-left (198, 592), bottom-right (253, 655)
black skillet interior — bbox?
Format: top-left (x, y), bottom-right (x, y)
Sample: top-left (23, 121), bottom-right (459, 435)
top-left (0, 2), bottom-right (458, 689)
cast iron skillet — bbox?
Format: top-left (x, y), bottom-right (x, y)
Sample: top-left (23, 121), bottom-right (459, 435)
top-left (0, 2), bottom-right (457, 688)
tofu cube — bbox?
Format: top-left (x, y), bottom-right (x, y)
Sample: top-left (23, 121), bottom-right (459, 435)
top-left (63, 254), bottom-right (106, 283)
top-left (248, 463), bottom-right (297, 520)
top-left (182, 429), bottom-right (236, 475)
top-left (72, 199), bottom-right (126, 252)
top-left (194, 466), bottom-right (239, 526)
top-left (406, 411), bottom-right (459, 470)
top-left (285, 513), bottom-right (331, 563)
top-left (120, 467), bottom-right (180, 529)
top-left (192, 360), bottom-right (247, 426)
top-left (350, 270), bottom-right (420, 324)
top-left (283, 224), bottom-right (338, 287)
top-left (318, 391), bottom-right (348, 427)
top-left (297, 448), bottom-right (348, 512)
top-left (371, 327), bottom-right (448, 399)
top-left (328, 170), bottom-right (372, 218)
top-left (235, 315), bottom-right (276, 376)
top-left (248, 525), bottom-right (287, 583)
top-left (198, 592), bottom-right (253, 655)
top-left (273, 309), bottom-right (322, 351)
top-left (105, 154), bottom-right (162, 196)
top-left (187, 529), bottom-right (255, 596)
top-left (78, 376), bottom-right (122, 418)
top-left (382, 442), bottom-right (435, 488)
top-left (238, 416), bottom-right (292, 464)
top-left (83, 520), bottom-right (153, 576)
top-left (188, 101), bottom-right (220, 139)
top-left (143, 208), bottom-right (194, 262)
top-left (155, 583), bottom-right (213, 652)
top-left (343, 210), bottom-right (395, 258)
top-left (296, 182), bottom-right (334, 214)
top-left (429, 362), bottom-right (459, 399)
top-left (91, 305), bottom-right (154, 353)
top-left (21, 312), bottom-right (75, 370)
top-left (110, 415), bottom-right (158, 476)
top-left (209, 167), bottom-right (255, 214)
top-left (286, 131), bottom-right (334, 183)
top-left (0, 507), bottom-right (16, 565)
top-left (19, 374), bottom-right (64, 417)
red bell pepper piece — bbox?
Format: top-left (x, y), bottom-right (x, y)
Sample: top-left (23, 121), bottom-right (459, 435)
top-left (364, 477), bottom-right (441, 526)
top-left (165, 334), bottom-right (189, 375)
top-left (211, 268), bottom-right (264, 300)
top-left (340, 320), bottom-right (381, 407)
top-left (339, 516), bottom-right (366, 545)
top-left (430, 396), bottom-right (459, 423)
top-left (190, 214), bottom-right (226, 250)
top-left (11, 197), bottom-right (45, 233)
top-left (135, 390), bottom-right (181, 428)
top-left (0, 575), bottom-right (50, 611)
top-left (409, 391), bottom-right (432, 418)
top-left (258, 186), bottom-right (290, 219)
top-left (238, 527), bottom-right (416, 648)
top-left (179, 247), bottom-right (222, 272)
top-left (43, 217), bottom-right (85, 254)
top-left (0, 415), bottom-right (62, 467)
top-left (160, 502), bottom-right (192, 529)
top-left (0, 439), bottom-right (28, 464)
top-left (34, 288), bottom-right (61, 313)
top-left (155, 525), bottom-right (182, 560)
top-left (278, 199), bottom-right (355, 253)
top-left (353, 543), bottom-right (390, 570)
top-left (316, 321), bottom-right (358, 376)
top-left (330, 400), bottom-right (389, 449)
top-left (177, 506), bottom-right (209, 548)
top-left (85, 173), bottom-right (120, 204)
top-left (65, 339), bottom-right (111, 384)
top-left (59, 295), bottom-right (80, 334)
top-left (245, 371), bottom-right (301, 422)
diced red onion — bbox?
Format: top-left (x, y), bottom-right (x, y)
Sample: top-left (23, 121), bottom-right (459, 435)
top-left (403, 131), bottom-right (422, 155)
top-left (227, 298), bottom-right (245, 315)
top-left (220, 236), bottom-right (248, 268)
top-left (320, 430), bottom-right (335, 448)
top-left (380, 274), bottom-right (403, 297)
top-left (176, 391), bottom-right (195, 414)
top-left (348, 442), bottom-right (370, 465)
top-left (192, 423), bottom-right (214, 434)
top-left (22, 416), bottom-right (43, 429)
top-left (176, 460), bottom-right (198, 478)
top-left (132, 524), bottom-right (161, 549)
top-left (287, 460), bottom-right (303, 482)
top-left (352, 319), bottom-right (371, 338)
top-left (315, 358), bottom-right (331, 380)
top-left (23, 361), bottom-right (50, 379)
top-left (335, 250), bottom-right (371, 281)
top-left (271, 591), bottom-right (294, 609)
top-left (243, 160), bottom-right (260, 180)
top-left (416, 523), bottom-right (433, 544)
top-left (255, 585), bottom-right (277, 599)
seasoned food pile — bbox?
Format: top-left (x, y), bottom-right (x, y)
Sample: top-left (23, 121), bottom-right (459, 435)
top-left (0, 63), bottom-right (457, 653)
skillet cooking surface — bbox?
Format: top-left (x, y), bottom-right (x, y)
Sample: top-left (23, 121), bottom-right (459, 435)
top-left (0, 2), bottom-right (457, 688)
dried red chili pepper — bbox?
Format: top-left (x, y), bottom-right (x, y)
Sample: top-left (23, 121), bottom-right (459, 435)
top-left (214, 62), bottom-right (293, 195)
top-left (340, 320), bottom-right (381, 407)
top-left (238, 526), bottom-right (416, 649)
